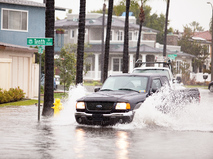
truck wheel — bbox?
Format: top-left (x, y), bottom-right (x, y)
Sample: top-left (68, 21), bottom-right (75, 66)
top-left (210, 85), bottom-right (213, 92)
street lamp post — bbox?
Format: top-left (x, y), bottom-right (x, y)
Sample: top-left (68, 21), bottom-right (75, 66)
top-left (207, 2), bottom-right (213, 81)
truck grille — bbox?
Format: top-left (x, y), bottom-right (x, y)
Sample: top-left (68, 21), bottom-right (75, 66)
top-left (86, 102), bottom-right (114, 112)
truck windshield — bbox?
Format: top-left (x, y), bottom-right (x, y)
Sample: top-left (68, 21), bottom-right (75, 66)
top-left (101, 76), bottom-right (148, 93)
top-left (133, 69), bottom-right (171, 80)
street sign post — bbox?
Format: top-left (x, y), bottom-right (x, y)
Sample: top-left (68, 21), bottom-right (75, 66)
top-left (38, 46), bottom-right (44, 54)
top-left (168, 54), bottom-right (177, 60)
top-left (27, 37), bottom-right (53, 121)
top-left (27, 38), bottom-right (53, 46)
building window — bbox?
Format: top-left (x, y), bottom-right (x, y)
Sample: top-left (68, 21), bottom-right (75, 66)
top-left (56, 34), bottom-right (61, 47)
top-left (117, 30), bottom-right (123, 41)
top-left (134, 31), bottom-right (138, 40)
top-left (70, 29), bottom-right (75, 39)
top-left (2, 8), bottom-right (28, 31)
top-left (129, 31), bottom-right (133, 40)
top-left (110, 31), bottom-right (112, 40)
top-left (112, 58), bottom-right (123, 71)
top-left (110, 30), bottom-right (114, 41)
top-left (85, 57), bottom-right (92, 71)
top-left (141, 33), bottom-right (143, 40)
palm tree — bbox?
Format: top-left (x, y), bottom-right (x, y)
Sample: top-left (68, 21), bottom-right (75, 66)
top-left (122, 0), bottom-right (130, 73)
top-left (76, 0), bottom-right (86, 85)
top-left (103, 0), bottom-right (114, 82)
top-left (42, 0), bottom-right (55, 116)
top-left (101, 2), bottom-right (106, 83)
top-left (136, 1), bottom-right (145, 62)
top-left (163, 0), bottom-right (170, 57)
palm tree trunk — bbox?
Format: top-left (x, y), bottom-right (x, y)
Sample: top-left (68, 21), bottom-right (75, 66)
top-left (101, 3), bottom-right (106, 83)
top-left (42, 0), bottom-right (55, 116)
top-left (136, 21), bottom-right (142, 62)
top-left (122, 0), bottom-right (130, 73)
top-left (136, 3), bottom-right (145, 62)
top-left (163, 0), bottom-right (170, 57)
top-left (76, 0), bottom-right (86, 85)
top-left (103, 0), bottom-right (114, 82)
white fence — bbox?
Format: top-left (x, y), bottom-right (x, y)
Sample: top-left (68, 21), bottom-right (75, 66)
top-left (190, 73), bottom-right (211, 82)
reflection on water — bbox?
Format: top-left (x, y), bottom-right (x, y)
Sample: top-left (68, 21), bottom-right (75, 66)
top-left (116, 131), bottom-right (129, 159)
top-left (35, 122), bottom-right (55, 159)
top-left (74, 128), bottom-right (86, 158)
top-left (0, 86), bottom-right (213, 158)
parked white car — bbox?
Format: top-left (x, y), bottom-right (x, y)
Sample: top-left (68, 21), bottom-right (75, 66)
top-left (54, 75), bottom-right (60, 86)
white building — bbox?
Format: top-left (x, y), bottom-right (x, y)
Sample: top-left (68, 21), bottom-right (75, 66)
top-left (55, 13), bottom-right (194, 81)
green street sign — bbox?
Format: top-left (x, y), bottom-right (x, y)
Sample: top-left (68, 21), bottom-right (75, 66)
top-left (27, 38), bottom-right (53, 46)
top-left (168, 54), bottom-right (177, 60)
top-left (38, 46), bottom-right (43, 54)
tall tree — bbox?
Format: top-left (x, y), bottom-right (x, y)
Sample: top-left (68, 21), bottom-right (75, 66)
top-left (190, 21), bottom-right (204, 32)
top-left (42, 0), bottom-right (55, 116)
top-left (113, 0), bottom-right (140, 23)
top-left (103, 0), bottom-right (114, 82)
top-left (55, 44), bottom-right (91, 89)
top-left (136, 1), bottom-right (145, 62)
top-left (101, 2), bottom-right (106, 83)
top-left (122, 0), bottom-right (130, 73)
top-left (76, 0), bottom-right (86, 85)
top-left (178, 25), bottom-right (209, 73)
top-left (163, 0), bottom-right (170, 57)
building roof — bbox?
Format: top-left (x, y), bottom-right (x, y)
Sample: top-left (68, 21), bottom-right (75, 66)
top-left (0, 0), bottom-right (66, 11)
top-left (55, 14), bottom-right (159, 33)
top-left (0, 42), bottom-right (38, 53)
top-left (85, 44), bottom-right (161, 53)
top-left (0, 0), bottom-right (44, 7)
top-left (85, 43), bottom-right (193, 58)
top-left (193, 31), bottom-right (212, 41)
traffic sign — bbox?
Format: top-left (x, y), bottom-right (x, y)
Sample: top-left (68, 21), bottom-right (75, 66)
top-left (38, 46), bottom-right (43, 54)
top-left (168, 54), bottom-right (177, 60)
top-left (27, 38), bottom-right (53, 46)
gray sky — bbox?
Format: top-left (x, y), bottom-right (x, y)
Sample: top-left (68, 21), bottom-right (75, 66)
top-left (32, 0), bottom-right (212, 32)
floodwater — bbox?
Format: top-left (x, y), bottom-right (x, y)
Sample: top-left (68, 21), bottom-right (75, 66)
top-left (0, 86), bottom-right (213, 159)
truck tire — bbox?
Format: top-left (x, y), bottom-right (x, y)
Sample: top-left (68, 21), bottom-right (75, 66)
top-left (210, 85), bottom-right (213, 92)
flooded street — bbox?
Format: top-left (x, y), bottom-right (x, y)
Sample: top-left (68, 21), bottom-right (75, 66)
top-left (0, 87), bottom-right (213, 159)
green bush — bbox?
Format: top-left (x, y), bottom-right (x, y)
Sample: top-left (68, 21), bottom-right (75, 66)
top-left (0, 87), bottom-right (25, 104)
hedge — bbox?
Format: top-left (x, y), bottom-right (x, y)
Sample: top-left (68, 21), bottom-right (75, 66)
top-left (0, 87), bottom-right (25, 104)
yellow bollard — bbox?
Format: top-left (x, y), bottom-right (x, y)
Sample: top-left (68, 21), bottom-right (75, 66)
top-left (52, 98), bottom-right (63, 117)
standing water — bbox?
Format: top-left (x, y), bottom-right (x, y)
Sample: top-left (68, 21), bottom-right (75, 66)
top-left (0, 85), bottom-right (213, 159)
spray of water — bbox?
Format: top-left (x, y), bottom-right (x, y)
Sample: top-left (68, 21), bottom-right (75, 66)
top-left (51, 84), bottom-right (88, 126)
top-left (52, 85), bottom-right (213, 132)
top-left (131, 85), bottom-right (213, 131)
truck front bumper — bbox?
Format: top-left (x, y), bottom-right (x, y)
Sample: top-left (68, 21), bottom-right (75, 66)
top-left (75, 111), bottom-right (134, 126)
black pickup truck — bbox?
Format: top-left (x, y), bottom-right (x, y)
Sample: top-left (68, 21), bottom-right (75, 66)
top-left (75, 73), bottom-right (200, 126)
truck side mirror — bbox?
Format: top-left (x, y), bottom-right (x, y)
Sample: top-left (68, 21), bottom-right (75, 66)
top-left (151, 88), bottom-right (158, 93)
top-left (94, 87), bottom-right (100, 92)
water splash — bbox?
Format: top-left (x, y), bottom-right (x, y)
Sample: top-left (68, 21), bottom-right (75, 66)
top-left (51, 84), bottom-right (89, 126)
top-left (53, 85), bottom-right (213, 132)
top-left (131, 85), bottom-right (213, 132)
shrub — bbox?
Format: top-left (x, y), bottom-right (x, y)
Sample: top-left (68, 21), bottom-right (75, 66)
top-left (0, 87), bottom-right (25, 104)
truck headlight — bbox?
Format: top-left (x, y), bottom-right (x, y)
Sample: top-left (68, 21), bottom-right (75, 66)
top-left (76, 102), bottom-right (85, 109)
top-left (115, 102), bottom-right (131, 110)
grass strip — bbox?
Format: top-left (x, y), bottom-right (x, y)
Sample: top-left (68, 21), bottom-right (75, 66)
top-left (0, 92), bottom-right (68, 107)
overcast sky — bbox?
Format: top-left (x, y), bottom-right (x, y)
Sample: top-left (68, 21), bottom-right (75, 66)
top-left (31, 0), bottom-right (213, 32)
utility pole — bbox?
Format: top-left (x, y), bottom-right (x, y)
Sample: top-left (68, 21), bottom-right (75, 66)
top-left (101, 1), bottom-right (106, 83)
top-left (207, 2), bottom-right (213, 81)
